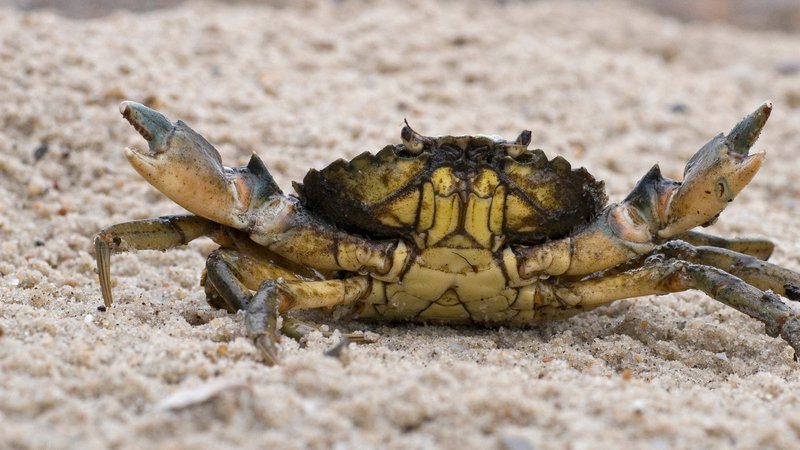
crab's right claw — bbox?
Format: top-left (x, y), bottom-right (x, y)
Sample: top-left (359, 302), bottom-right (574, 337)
top-left (658, 102), bottom-right (771, 237)
top-left (120, 101), bottom-right (281, 229)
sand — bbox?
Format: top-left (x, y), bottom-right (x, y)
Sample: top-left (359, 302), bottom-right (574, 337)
top-left (2, 1), bottom-right (800, 448)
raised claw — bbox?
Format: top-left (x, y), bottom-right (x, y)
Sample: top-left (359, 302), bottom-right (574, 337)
top-left (658, 102), bottom-right (770, 237)
top-left (120, 101), bottom-right (280, 230)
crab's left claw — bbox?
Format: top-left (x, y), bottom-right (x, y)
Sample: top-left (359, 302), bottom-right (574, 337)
top-left (657, 102), bottom-right (770, 237)
top-left (120, 101), bottom-right (281, 229)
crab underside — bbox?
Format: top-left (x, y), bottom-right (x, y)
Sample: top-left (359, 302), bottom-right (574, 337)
top-left (95, 101), bottom-right (800, 364)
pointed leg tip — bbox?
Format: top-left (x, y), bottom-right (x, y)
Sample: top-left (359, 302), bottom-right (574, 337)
top-left (324, 336), bottom-right (351, 359)
top-left (255, 335), bottom-right (280, 366)
top-left (94, 234), bottom-right (115, 308)
top-left (345, 330), bottom-right (380, 344)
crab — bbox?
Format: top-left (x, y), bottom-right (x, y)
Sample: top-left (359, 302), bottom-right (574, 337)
top-left (95, 101), bottom-right (800, 364)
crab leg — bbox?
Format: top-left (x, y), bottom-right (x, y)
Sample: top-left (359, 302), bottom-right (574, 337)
top-left (547, 259), bottom-right (800, 357)
top-left (672, 231), bottom-right (774, 260)
top-left (249, 197), bottom-right (411, 280)
top-left (203, 248), bottom-right (310, 312)
top-left (588, 240), bottom-right (800, 300)
top-left (653, 241), bottom-right (800, 300)
top-left (94, 215), bottom-right (219, 307)
top-left (246, 277), bottom-right (372, 363)
top-left (203, 248), bottom-right (373, 364)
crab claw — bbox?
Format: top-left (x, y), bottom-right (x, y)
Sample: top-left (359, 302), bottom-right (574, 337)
top-left (658, 102), bottom-right (771, 237)
top-left (120, 101), bottom-right (280, 229)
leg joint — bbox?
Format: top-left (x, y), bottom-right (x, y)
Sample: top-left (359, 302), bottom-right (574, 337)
top-left (657, 259), bottom-right (693, 292)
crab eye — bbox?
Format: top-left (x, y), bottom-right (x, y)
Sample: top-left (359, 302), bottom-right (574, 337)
top-left (402, 138), bottom-right (425, 155)
top-left (401, 123), bottom-right (430, 155)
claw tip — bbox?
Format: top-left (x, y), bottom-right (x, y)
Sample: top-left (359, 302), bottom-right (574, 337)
top-left (756, 100), bottom-right (773, 122)
top-left (726, 101), bottom-right (773, 155)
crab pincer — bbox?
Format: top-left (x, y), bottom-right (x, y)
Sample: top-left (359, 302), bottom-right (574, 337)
top-left (658, 101), bottom-right (770, 236)
top-left (119, 101), bottom-right (281, 229)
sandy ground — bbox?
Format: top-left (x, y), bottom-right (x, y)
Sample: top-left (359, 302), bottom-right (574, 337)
top-left (2, 1), bottom-right (800, 448)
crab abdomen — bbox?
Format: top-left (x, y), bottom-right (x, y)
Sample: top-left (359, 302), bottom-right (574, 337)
top-left (353, 247), bottom-right (581, 323)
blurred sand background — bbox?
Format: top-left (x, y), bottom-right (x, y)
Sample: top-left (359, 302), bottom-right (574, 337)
top-left (2, 0), bottom-right (800, 448)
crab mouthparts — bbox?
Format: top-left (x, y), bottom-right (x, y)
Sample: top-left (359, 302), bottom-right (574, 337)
top-left (120, 101), bottom-right (174, 155)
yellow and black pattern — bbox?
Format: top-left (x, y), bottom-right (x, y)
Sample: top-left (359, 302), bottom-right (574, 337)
top-left (298, 132), bottom-right (607, 246)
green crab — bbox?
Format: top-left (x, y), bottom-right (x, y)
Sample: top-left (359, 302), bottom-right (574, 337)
top-left (96, 101), bottom-right (800, 364)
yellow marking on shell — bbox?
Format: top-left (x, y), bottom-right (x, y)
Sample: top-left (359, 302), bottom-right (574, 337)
top-left (503, 160), bottom-right (530, 179)
top-left (527, 184), bottom-right (558, 210)
top-left (504, 192), bottom-right (540, 232)
top-left (376, 188), bottom-right (420, 227)
top-left (489, 185), bottom-right (505, 233)
top-left (325, 152), bottom-right (426, 204)
top-left (473, 168), bottom-right (500, 198)
top-left (431, 167), bottom-right (458, 196)
top-left (417, 182), bottom-right (435, 232)
top-left (426, 194), bottom-right (461, 246)
top-left (464, 193), bottom-right (493, 249)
